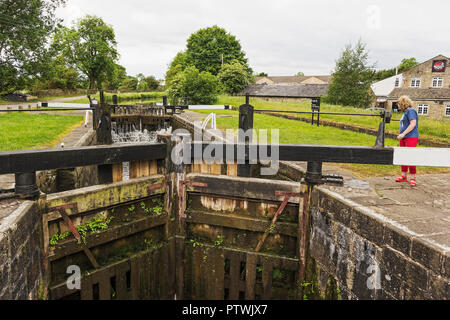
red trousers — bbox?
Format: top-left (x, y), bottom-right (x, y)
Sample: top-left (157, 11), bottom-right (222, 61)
top-left (399, 137), bottom-right (418, 174)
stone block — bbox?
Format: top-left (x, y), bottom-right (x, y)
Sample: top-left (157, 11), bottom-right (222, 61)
top-left (382, 246), bottom-right (429, 291)
top-left (349, 207), bottom-right (385, 245)
top-left (428, 273), bottom-right (450, 300)
top-left (0, 262), bottom-right (10, 292)
top-left (9, 212), bottom-right (32, 257)
top-left (9, 250), bottom-right (29, 285)
top-left (11, 277), bottom-right (27, 300)
top-left (411, 237), bottom-right (444, 274)
top-left (383, 224), bottom-right (413, 257)
top-left (316, 191), bottom-right (353, 227)
top-left (0, 232), bottom-right (10, 265)
top-left (379, 270), bottom-right (403, 299)
top-left (349, 270), bottom-right (378, 300)
top-left (310, 208), bottom-right (334, 238)
top-left (443, 252), bottom-right (450, 278)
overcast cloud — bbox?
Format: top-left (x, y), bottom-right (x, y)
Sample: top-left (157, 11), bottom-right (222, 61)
top-left (56, 0), bottom-right (450, 79)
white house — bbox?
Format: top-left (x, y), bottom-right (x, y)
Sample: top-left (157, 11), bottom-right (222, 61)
top-left (370, 73), bottom-right (403, 108)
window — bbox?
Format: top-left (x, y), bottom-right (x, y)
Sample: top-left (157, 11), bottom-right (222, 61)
top-left (394, 78), bottom-right (400, 87)
top-left (417, 104), bottom-right (429, 115)
top-left (446, 105), bottom-right (450, 116)
top-left (432, 77), bottom-right (443, 88)
top-left (410, 78), bottom-right (421, 87)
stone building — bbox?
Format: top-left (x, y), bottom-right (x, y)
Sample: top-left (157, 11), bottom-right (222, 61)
top-left (240, 83), bottom-right (329, 103)
top-left (386, 55), bottom-right (450, 119)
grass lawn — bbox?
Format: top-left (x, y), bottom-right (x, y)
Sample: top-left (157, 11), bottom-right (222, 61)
top-left (0, 113), bottom-right (84, 151)
top-left (70, 91), bottom-right (166, 104)
top-left (215, 95), bottom-right (450, 144)
top-left (0, 94), bottom-right (86, 105)
top-left (193, 109), bottom-right (450, 177)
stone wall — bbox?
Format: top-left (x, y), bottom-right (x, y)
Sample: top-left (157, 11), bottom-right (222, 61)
top-left (386, 99), bottom-right (450, 120)
top-left (0, 201), bottom-right (43, 300)
top-left (307, 186), bottom-right (449, 300)
top-left (401, 56), bottom-right (450, 89)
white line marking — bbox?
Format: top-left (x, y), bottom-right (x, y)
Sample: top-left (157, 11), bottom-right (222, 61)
top-left (188, 105), bottom-right (228, 110)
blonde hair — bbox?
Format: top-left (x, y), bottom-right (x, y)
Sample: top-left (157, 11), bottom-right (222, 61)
top-left (397, 95), bottom-right (413, 111)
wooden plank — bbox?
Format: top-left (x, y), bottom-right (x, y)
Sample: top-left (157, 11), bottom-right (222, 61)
top-left (129, 160), bottom-right (139, 179)
top-left (115, 263), bottom-right (129, 300)
top-left (187, 210), bottom-right (297, 237)
top-left (97, 270), bottom-right (111, 300)
top-left (45, 175), bottom-right (166, 221)
top-left (149, 160), bottom-right (157, 174)
top-left (192, 163), bottom-right (201, 173)
top-left (159, 244), bottom-right (170, 299)
top-left (214, 249), bottom-right (225, 299)
top-left (151, 248), bottom-right (161, 299)
top-left (130, 256), bottom-right (140, 299)
top-left (210, 163), bottom-right (222, 175)
top-left (141, 160), bottom-right (150, 177)
top-left (168, 237), bottom-right (176, 298)
top-left (42, 214), bottom-right (50, 257)
top-left (245, 253), bottom-right (257, 300)
top-left (227, 163), bottom-right (237, 177)
top-left (229, 251), bottom-right (241, 299)
top-left (0, 142), bottom-right (167, 175)
top-left (49, 213), bottom-right (168, 261)
top-left (185, 173), bottom-right (304, 203)
top-left (261, 257), bottom-right (273, 299)
top-left (80, 274), bottom-right (93, 300)
top-left (200, 162), bottom-right (209, 174)
top-left (175, 236), bottom-right (184, 300)
top-left (112, 163), bottom-right (123, 182)
top-left (298, 193), bottom-right (309, 289)
top-left (189, 142), bottom-right (395, 165)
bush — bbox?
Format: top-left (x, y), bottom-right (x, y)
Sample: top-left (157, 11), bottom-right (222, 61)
top-left (217, 60), bottom-right (250, 94)
top-left (167, 66), bottom-right (219, 105)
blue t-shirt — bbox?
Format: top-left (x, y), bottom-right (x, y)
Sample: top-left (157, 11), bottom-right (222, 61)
top-left (399, 108), bottom-right (419, 138)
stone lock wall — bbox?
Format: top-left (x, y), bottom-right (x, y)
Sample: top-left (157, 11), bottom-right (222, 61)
top-left (307, 187), bottom-right (449, 300)
top-left (0, 202), bottom-right (44, 300)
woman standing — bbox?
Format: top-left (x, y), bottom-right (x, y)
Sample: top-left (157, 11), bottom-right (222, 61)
top-left (395, 96), bottom-right (419, 187)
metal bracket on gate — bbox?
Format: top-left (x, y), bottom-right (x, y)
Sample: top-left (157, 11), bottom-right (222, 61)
top-left (147, 183), bottom-right (166, 192)
top-left (178, 181), bottom-right (208, 219)
top-left (255, 191), bottom-right (303, 252)
top-left (49, 203), bottom-right (100, 269)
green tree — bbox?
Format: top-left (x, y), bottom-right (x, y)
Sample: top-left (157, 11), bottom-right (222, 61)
top-left (255, 72), bottom-right (268, 77)
top-left (165, 51), bottom-right (188, 87)
top-left (143, 76), bottom-right (159, 90)
top-left (103, 63), bottom-right (127, 90)
top-left (0, 0), bottom-right (65, 94)
top-left (167, 66), bottom-right (219, 105)
top-left (326, 40), bottom-right (375, 108)
top-left (185, 25), bottom-right (251, 76)
top-left (217, 60), bottom-right (250, 94)
top-left (134, 73), bottom-right (159, 91)
top-left (45, 56), bottom-right (80, 90)
top-left (373, 57), bottom-right (419, 81)
top-left (398, 57), bottom-right (419, 72)
top-left (119, 76), bottom-right (138, 91)
top-left (54, 15), bottom-right (119, 89)
top-left (295, 72), bottom-right (305, 76)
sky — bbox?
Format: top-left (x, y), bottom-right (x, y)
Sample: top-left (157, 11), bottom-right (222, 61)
top-left (56, 0), bottom-right (450, 80)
